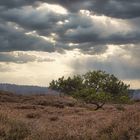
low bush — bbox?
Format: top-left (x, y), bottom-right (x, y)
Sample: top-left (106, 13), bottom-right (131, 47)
top-left (115, 104), bottom-right (125, 111)
top-left (113, 95), bottom-right (132, 104)
top-left (26, 113), bottom-right (41, 119)
top-left (49, 116), bottom-right (59, 121)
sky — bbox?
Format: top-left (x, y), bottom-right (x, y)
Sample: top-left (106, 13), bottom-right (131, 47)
top-left (0, 0), bottom-right (140, 89)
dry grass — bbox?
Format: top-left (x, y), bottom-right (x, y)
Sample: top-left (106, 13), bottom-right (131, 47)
top-left (98, 110), bottom-right (140, 140)
top-left (0, 113), bottom-right (30, 140)
top-left (0, 90), bottom-right (140, 140)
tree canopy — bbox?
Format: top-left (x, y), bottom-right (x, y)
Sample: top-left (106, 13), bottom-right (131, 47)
top-left (49, 70), bottom-right (129, 96)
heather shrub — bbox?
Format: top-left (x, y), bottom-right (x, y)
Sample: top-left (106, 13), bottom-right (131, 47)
top-left (0, 113), bottom-right (30, 140)
top-left (99, 111), bottom-right (140, 140)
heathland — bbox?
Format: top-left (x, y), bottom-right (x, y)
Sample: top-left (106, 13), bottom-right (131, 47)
top-left (0, 90), bottom-right (140, 140)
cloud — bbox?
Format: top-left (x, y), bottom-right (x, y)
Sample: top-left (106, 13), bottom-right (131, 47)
top-left (0, 22), bottom-right (56, 52)
top-left (0, 64), bottom-right (11, 72)
top-left (70, 45), bottom-right (140, 80)
top-left (0, 5), bottom-right (67, 31)
top-left (0, 0), bottom-right (140, 19)
top-left (0, 0), bottom-right (37, 8)
top-left (0, 52), bottom-right (55, 63)
top-left (40, 0), bottom-right (140, 19)
top-left (0, 2), bottom-right (140, 54)
top-left (0, 0), bottom-right (140, 88)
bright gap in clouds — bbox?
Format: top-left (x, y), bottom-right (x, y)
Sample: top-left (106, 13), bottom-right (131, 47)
top-left (37, 3), bottom-right (68, 15)
top-left (79, 9), bottom-right (132, 38)
top-left (0, 51), bottom-right (74, 86)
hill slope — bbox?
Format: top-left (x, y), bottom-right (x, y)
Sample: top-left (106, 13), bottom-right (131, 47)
top-left (0, 83), bottom-right (58, 95)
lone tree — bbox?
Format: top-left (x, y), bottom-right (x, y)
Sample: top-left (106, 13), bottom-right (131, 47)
top-left (49, 70), bottom-right (130, 110)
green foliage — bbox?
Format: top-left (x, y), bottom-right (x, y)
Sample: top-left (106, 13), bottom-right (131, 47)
top-left (73, 88), bottom-right (112, 103)
top-left (49, 70), bottom-right (130, 104)
top-left (113, 95), bottom-right (132, 104)
top-left (84, 71), bottom-right (129, 96)
top-left (119, 96), bottom-right (130, 103)
top-left (49, 70), bottom-right (129, 95)
top-left (49, 75), bottom-right (84, 94)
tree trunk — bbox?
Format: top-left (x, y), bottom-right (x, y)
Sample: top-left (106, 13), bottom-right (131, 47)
top-left (86, 101), bottom-right (105, 110)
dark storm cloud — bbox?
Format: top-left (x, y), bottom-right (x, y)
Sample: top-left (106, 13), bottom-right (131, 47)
top-left (0, 53), bottom-right (36, 63)
top-left (75, 45), bottom-right (108, 55)
top-left (44, 0), bottom-right (140, 19)
top-left (127, 17), bottom-right (140, 31)
top-left (106, 32), bottom-right (140, 45)
top-left (63, 28), bottom-right (136, 44)
top-left (1, 0), bottom-right (140, 19)
top-left (0, 22), bottom-right (56, 52)
top-left (0, 0), bottom-right (140, 56)
top-left (0, 6), bottom-right (67, 31)
top-left (0, 8), bottom-right (110, 54)
top-left (0, 0), bottom-right (38, 8)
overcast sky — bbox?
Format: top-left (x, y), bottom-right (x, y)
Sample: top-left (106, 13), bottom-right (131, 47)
top-left (0, 0), bottom-right (140, 88)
